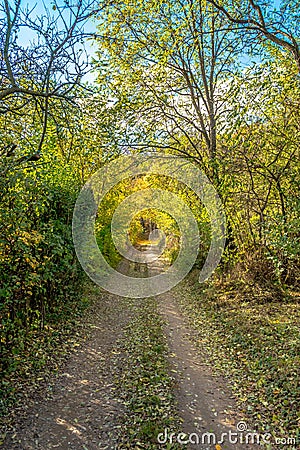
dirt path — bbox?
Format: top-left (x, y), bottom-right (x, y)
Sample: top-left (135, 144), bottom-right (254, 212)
top-left (2, 243), bottom-right (256, 449)
top-left (158, 293), bottom-right (257, 449)
top-left (147, 246), bottom-right (257, 449)
top-left (3, 293), bottom-right (130, 450)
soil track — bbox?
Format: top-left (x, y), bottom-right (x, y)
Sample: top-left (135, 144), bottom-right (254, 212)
top-left (2, 243), bottom-right (256, 449)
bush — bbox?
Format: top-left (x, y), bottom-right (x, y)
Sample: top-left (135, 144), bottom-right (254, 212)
top-left (0, 163), bottom-right (84, 395)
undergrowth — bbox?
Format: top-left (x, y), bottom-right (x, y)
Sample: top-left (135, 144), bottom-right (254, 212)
top-left (175, 270), bottom-right (300, 449)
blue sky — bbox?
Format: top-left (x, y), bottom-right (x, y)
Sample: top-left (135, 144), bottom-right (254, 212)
top-left (15, 0), bottom-right (98, 83)
top-left (7, 0), bottom-right (290, 84)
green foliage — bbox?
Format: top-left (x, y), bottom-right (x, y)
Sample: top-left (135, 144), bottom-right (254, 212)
top-left (96, 223), bottom-right (122, 268)
top-left (94, 0), bottom-right (300, 286)
top-left (264, 196), bottom-right (300, 286)
top-left (0, 157), bottom-right (85, 409)
top-left (95, 173), bottom-right (211, 267)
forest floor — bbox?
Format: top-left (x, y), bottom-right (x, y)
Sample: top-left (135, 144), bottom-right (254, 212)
top-left (1, 243), bottom-right (298, 449)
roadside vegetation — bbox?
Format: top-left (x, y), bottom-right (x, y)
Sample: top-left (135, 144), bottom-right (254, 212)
top-left (175, 271), bottom-right (300, 444)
